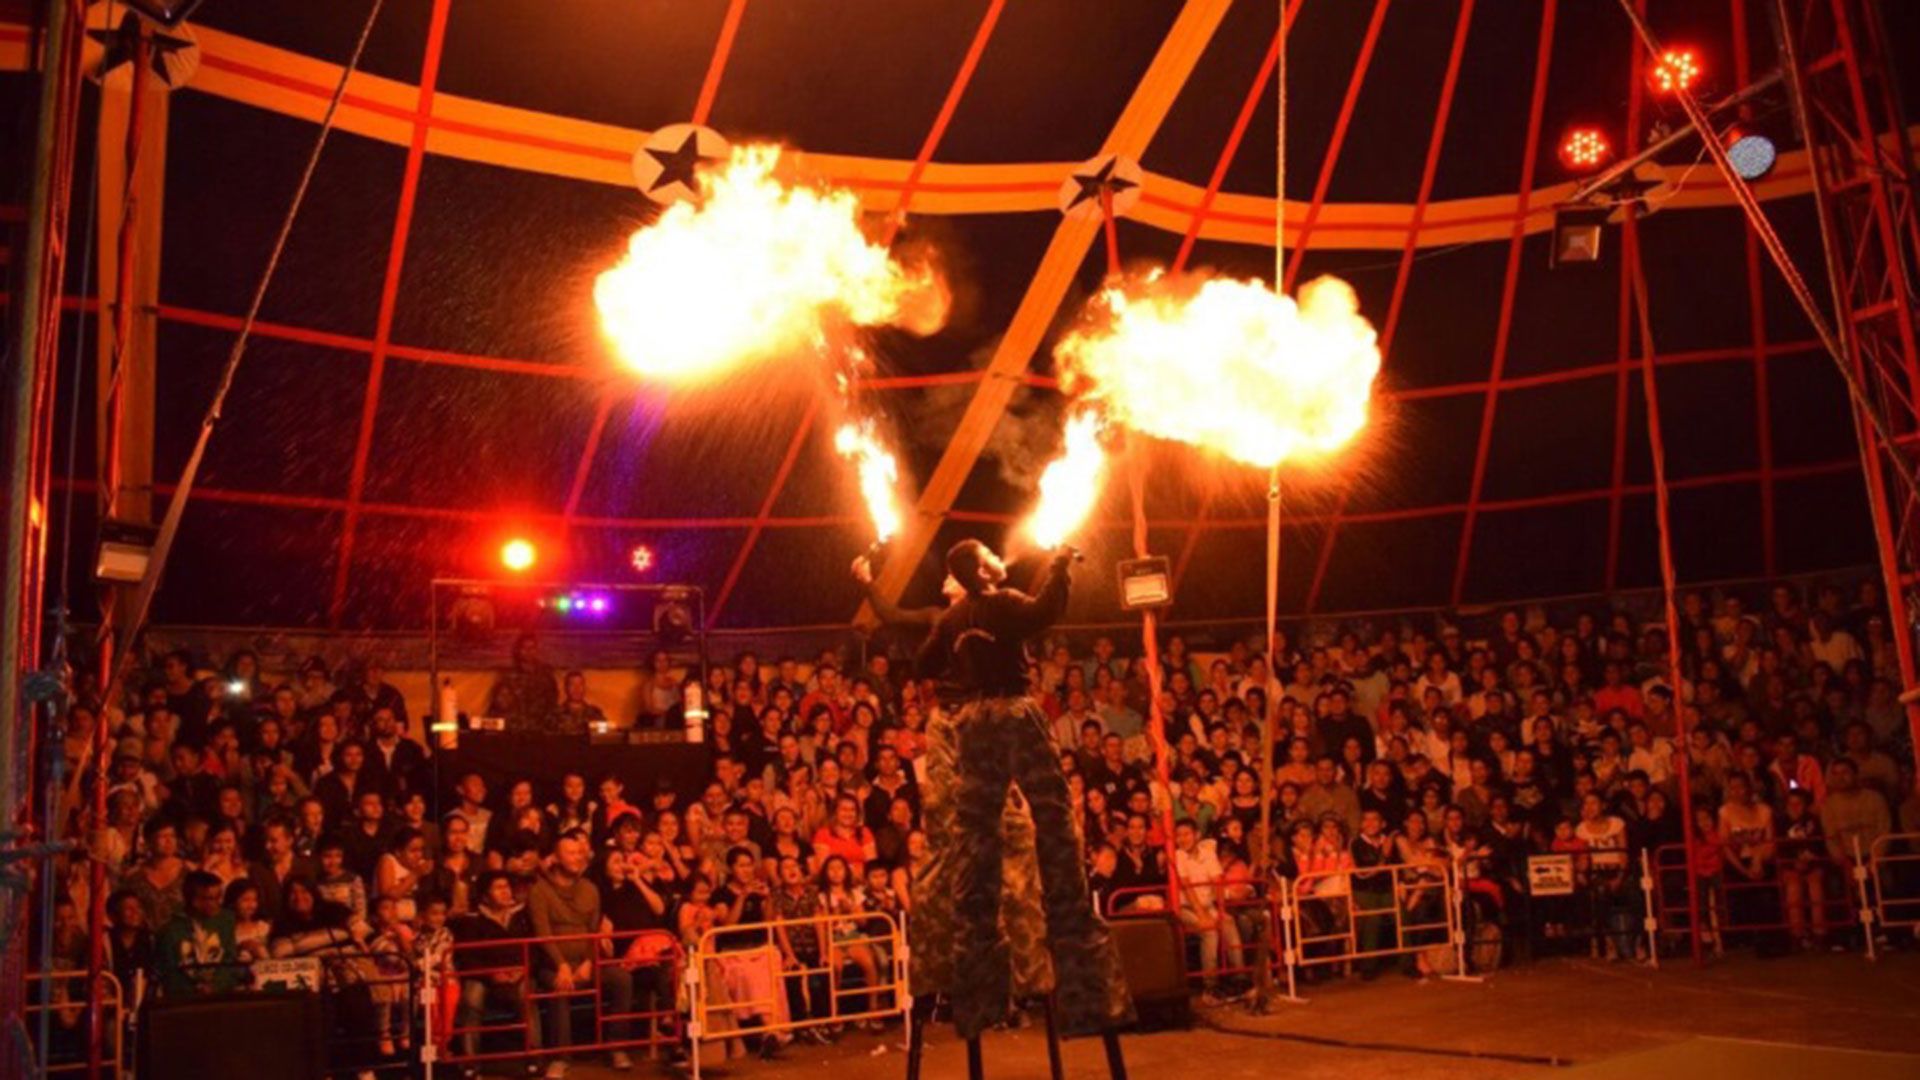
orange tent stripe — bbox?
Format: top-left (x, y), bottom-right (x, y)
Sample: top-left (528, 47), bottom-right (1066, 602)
top-left (0, 18), bottom-right (1850, 256)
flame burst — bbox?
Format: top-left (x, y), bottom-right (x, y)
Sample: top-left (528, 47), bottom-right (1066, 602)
top-left (1055, 272), bottom-right (1381, 468)
top-left (595, 145), bottom-right (947, 382)
top-left (1024, 409), bottom-right (1108, 549)
top-left (835, 420), bottom-right (905, 543)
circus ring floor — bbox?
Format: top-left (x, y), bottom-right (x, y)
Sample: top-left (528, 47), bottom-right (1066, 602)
top-left (556, 950), bottom-right (1920, 1079)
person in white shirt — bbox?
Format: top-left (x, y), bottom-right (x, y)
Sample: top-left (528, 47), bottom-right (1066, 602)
top-left (1171, 819), bottom-right (1241, 1001)
top-left (1624, 722), bottom-right (1674, 786)
top-left (1807, 611), bottom-right (1862, 672)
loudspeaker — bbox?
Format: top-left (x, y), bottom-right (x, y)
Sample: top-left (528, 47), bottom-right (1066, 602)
top-left (140, 991), bottom-right (324, 1080)
top-left (1108, 915), bottom-right (1191, 1030)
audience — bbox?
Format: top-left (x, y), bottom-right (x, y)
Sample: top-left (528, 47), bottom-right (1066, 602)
top-left (41, 576), bottom-right (1920, 1069)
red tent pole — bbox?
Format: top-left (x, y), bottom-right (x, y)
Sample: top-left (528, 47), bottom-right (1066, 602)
top-left (1625, 213), bottom-right (1704, 965)
top-left (1099, 188), bottom-right (1121, 277)
top-left (1127, 452), bottom-right (1180, 911)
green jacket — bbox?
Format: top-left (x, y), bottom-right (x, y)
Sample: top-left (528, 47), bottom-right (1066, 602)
top-left (155, 910), bottom-right (242, 998)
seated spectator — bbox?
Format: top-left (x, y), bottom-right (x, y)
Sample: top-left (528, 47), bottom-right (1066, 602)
top-left (596, 851), bottom-right (676, 1052)
top-left (155, 870), bottom-right (241, 999)
top-left (810, 795), bottom-right (876, 876)
top-left (1172, 818), bottom-right (1241, 1002)
top-left (225, 878), bottom-right (272, 961)
top-left (452, 871), bottom-right (539, 1067)
top-left (129, 818), bottom-right (188, 929)
top-left (529, 831), bottom-right (633, 1075)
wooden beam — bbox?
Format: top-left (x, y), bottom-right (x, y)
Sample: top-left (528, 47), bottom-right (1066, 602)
top-left (866, 0), bottom-right (1234, 614)
top-left (95, 74), bottom-right (168, 529)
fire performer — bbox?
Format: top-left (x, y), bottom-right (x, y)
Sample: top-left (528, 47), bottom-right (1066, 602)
top-left (912, 539), bottom-right (1134, 1066)
top-left (850, 553), bottom-right (1056, 1008)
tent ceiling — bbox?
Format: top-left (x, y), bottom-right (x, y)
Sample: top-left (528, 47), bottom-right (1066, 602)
top-left (6, 0), bottom-right (1908, 630)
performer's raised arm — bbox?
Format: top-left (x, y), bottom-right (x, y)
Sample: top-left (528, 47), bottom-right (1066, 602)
top-left (853, 552), bottom-right (941, 628)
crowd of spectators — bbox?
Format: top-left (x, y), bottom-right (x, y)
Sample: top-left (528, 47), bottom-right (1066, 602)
top-left (38, 575), bottom-right (1920, 1072)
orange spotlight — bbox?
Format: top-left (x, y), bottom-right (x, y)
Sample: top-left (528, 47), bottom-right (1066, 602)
top-left (1559, 127), bottom-right (1612, 173)
top-left (500, 538), bottom-right (537, 573)
top-left (1650, 47), bottom-right (1701, 95)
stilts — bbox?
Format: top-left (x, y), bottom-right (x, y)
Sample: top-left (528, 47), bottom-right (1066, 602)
top-left (1040, 997), bottom-right (1065, 1080)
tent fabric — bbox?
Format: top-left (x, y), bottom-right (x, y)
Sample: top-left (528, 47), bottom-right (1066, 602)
top-left (6, 0), bottom-right (1909, 631)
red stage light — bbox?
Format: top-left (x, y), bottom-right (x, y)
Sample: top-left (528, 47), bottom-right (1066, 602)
top-left (1650, 48), bottom-right (1701, 95)
top-left (500, 538), bottom-right (537, 572)
top-left (1559, 127), bottom-right (1612, 173)
top-left (629, 544), bottom-right (655, 574)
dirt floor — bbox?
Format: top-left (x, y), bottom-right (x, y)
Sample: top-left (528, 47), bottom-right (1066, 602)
top-left (559, 951), bottom-right (1920, 1079)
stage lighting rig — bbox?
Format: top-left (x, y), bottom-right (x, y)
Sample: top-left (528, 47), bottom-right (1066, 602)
top-left (94, 519), bottom-right (156, 584)
top-left (629, 544), bottom-right (656, 574)
top-left (499, 538), bottom-right (537, 573)
top-left (1558, 127), bottom-right (1612, 174)
top-left (1725, 127), bottom-right (1777, 181)
top-left (1650, 47), bottom-right (1702, 96)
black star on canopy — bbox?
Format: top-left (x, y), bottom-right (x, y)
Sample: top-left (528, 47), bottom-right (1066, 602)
top-left (1066, 156), bottom-right (1138, 212)
top-left (87, 12), bottom-right (194, 84)
top-left (643, 130), bottom-right (717, 196)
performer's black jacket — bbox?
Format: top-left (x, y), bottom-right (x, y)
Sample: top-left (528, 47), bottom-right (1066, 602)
top-left (915, 552), bottom-right (1072, 702)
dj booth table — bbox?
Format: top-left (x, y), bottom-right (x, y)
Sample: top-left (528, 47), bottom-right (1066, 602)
top-left (436, 731), bottom-right (714, 805)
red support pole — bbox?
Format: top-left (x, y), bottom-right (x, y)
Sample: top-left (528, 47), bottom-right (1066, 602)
top-left (691, 0), bottom-right (749, 128)
top-left (1603, 2), bottom-right (1646, 594)
top-left (1730, 0), bottom-right (1778, 577)
top-left (1625, 215), bottom-right (1704, 965)
top-left (1099, 187), bottom-right (1122, 277)
top-left (1766, 0), bottom-right (1920, 771)
top-left (1278, 0), bottom-right (1392, 295)
top-left (330, 0), bottom-right (453, 625)
top-left (1128, 451), bottom-right (1181, 911)
top-left (1305, 0), bottom-right (1476, 613)
top-left (1451, 0), bottom-right (1558, 605)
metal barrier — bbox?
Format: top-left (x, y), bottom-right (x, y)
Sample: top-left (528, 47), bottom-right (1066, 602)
top-left (1868, 831), bottom-right (1920, 932)
top-left (176, 945), bottom-right (422, 1075)
top-left (1104, 880), bottom-right (1280, 994)
top-left (1652, 842), bottom-right (1865, 949)
top-left (1515, 848), bottom-right (1653, 964)
top-left (25, 970), bottom-right (126, 1078)
top-left (438, 929), bottom-right (683, 1069)
top-left (687, 910), bottom-right (906, 1080)
top-left (1283, 855), bottom-right (1459, 993)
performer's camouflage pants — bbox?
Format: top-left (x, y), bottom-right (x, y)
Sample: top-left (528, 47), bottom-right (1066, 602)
top-left (911, 706), bottom-right (1053, 1003)
top-left (940, 696), bottom-right (1134, 1039)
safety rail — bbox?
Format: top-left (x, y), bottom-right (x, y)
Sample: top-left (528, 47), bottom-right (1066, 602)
top-left (177, 945), bottom-right (421, 1075)
top-left (1104, 879), bottom-right (1280, 991)
top-left (1286, 854), bottom-right (1456, 975)
top-left (25, 970), bottom-right (126, 1079)
top-left (439, 928), bottom-right (683, 1067)
top-left (1864, 831), bottom-right (1919, 935)
top-left (1651, 841), bottom-right (1864, 948)
top-left (687, 909), bottom-right (907, 1080)
top-left (1515, 846), bottom-right (1655, 964)
top-left (1105, 856), bottom-right (1475, 1002)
